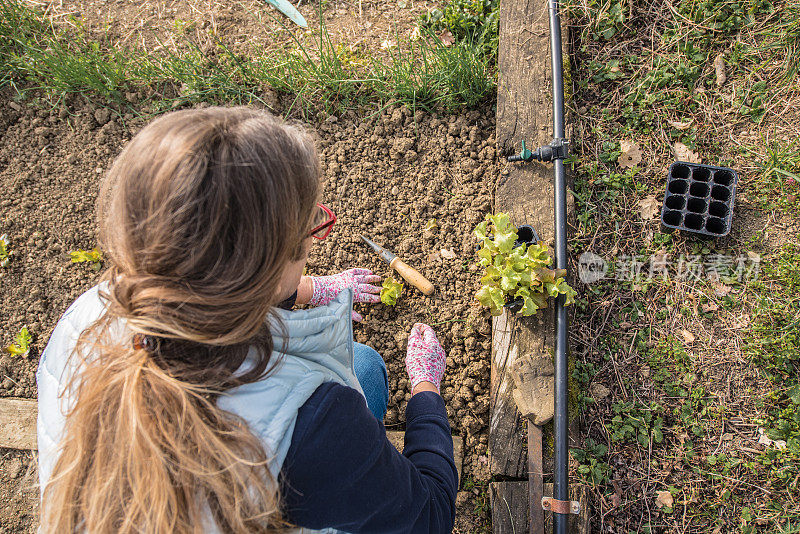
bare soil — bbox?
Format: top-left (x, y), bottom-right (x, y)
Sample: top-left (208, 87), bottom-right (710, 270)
top-left (39, 0), bottom-right (441, 61)
top-left (0, 88), bottom-right (496, 533)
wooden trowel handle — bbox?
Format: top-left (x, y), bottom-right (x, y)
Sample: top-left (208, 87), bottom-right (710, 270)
top-left (389, 257), bottom-right (435, 296)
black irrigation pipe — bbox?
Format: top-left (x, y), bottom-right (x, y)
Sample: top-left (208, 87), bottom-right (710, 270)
top-left (506, 0), bottom-right (571, 531)
top-left (548, 0), bottom-right (570, 530)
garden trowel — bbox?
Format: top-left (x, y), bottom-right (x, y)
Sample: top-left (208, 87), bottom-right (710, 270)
top-left (360, 236), bottom-right (434, 296)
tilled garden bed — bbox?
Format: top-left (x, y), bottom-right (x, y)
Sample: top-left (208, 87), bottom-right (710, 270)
top-left (0, 89), bottom-right (497, 531)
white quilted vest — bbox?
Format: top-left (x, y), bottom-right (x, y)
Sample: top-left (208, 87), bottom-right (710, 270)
top-left (37, 283), bottom-right (362, 533)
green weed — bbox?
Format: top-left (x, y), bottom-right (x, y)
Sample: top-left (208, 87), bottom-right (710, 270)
top-left (568, 0), bottom-right (800, 528)
top-left (610, 400), bottom-right (664, 447)
top-left (460, 477), bottom-right (491, 532)
top-left (570, 438), bottom-right (610, 487)
top-left (572, 360), bottom-right (598, 411)
top-left (746, 244), bottom-right (800, 382)
top-left (369, 27), bottom-right (495, 111)
top-left (564, 0), bottom-right (626, 41)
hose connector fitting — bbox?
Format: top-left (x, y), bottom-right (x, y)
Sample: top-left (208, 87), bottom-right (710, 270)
top-left (507, 137), bottom-right (570, 163)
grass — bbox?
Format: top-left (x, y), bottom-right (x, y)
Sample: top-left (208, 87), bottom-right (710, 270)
top-left (748, 139), bottom-right (800, 211)
top-left (0, 0), bottom-right (495, 116)
top-left (565, 0), bottom-right (800, 529)
top-left (419, 0), bottom-right (499, 63)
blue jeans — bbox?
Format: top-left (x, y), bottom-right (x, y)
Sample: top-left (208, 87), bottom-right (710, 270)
top-left (353, 342), bottom-right (389, 421)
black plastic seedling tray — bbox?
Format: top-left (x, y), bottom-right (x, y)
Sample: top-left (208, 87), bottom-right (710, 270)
top-left (660, 162), bottom-right (737, 238)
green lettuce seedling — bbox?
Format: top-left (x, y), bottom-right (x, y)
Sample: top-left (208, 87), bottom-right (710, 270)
top-left (0, 234), bottom-right (10, 268)
top-left (474, 213), bottom-right (576, 316)
top-left (381, 277), bottom-right (404, 306)
top-left (5, 326), bottom-right (32, 357)
top-left (70, 248), bottom-right (104, 271)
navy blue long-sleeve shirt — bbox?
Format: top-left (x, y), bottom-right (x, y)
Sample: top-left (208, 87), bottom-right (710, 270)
top-left (279, 383), bottom-right (457, 533)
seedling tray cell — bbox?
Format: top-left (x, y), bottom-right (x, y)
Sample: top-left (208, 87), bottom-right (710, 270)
top-left (660, 162), bottom-right (737, 237)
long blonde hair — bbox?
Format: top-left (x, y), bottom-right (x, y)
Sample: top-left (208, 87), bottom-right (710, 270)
top-left (41, 107), bottom-right (320, 533)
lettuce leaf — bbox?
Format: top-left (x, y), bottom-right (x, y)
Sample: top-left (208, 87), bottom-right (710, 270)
top-left (5, 326), bottom-right (32, 357)
top-left (380, 277), bottom-right (403, 306)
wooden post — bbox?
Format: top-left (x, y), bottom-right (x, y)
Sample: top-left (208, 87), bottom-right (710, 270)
top-left (492, 0), bottom-right (582, 531)
top-left (491, 0), bottom-right (557, 480)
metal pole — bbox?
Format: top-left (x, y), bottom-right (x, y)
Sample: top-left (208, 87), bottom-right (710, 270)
top-left (548, 0), bottom-right (570, 531)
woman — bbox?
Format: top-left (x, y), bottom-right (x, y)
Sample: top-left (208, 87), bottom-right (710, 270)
top-left (36, 107), bottom-right (456, 533)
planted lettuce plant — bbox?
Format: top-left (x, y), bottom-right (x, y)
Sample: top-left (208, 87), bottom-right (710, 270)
top-left (474, 213), bottom-right (576, 316)
top-left (70, 248), bottom-right (103, 271)
top-left (0, 234), bottom-right (10, 268)
top-left (380, 277), bottom-right (403, 306)
top-left (5, 326), bottom-right (32, 357)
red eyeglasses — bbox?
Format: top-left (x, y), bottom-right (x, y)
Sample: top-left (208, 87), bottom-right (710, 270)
top-left (308, 203), bottom-right (336, 240)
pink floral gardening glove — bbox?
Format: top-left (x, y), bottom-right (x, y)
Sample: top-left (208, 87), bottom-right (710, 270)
top-left (310, 268), bottom-right (382, 322)
top-left (405, 323), bottom-right (447, 392)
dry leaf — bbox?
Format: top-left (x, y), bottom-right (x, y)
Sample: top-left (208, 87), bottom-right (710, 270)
top-left (438, 29), bottom-right (455, 46)
top-left (440, 248), bottom-right (457, 260)
top-left (757, 428), bottom-right (787, 450)
top-left (618, 140), bottom-right (642, 168)
top-left (712, 281), bottom-right (731, 297)
top-left (611, 480), bottom-right (623, 508)
top-left (589, 382), bottom-right (611, 400)
top-left (681, 329), bottom-right (696, 344)
top-left (674, 142), bottom-right (701, 163)
top-left (638, 196), bottom-right (660, 220)
top-left (714, 53), bottom-right (726, 87)
top-left (667, 119), bottom-right (693, 131)
top-left (655, 490), bottom-right (674, 509)
top-left (380, 39), bottom-right (396, 50)
top-left (701, 302), bottom-right (719, 313)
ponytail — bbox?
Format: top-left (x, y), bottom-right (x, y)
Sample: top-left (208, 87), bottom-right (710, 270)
top-left (42, 313), bottom-right (285, 533)
top-left (40, 107), bottom-right (320, 532)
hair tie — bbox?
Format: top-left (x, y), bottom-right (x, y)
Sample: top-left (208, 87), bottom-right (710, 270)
top-left (132, 333), bottom-right (159, 352)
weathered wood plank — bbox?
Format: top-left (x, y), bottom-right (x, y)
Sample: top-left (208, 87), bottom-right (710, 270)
top-left (386, 430), bottom-right (463, 481)
top-left (490, 481), bottom-right (530, 534)
top-left (529, 425), bottom-right (544, 534)
top-left (0, 398), bottom-right (37, 450)
top-left (490, 0), bottom-right (557, 480)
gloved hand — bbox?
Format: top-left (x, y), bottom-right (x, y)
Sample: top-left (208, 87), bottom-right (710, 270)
top-left (405, 323), bottom-right (447, 392)
top-left (310, 268), bottom-right (381, 322)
